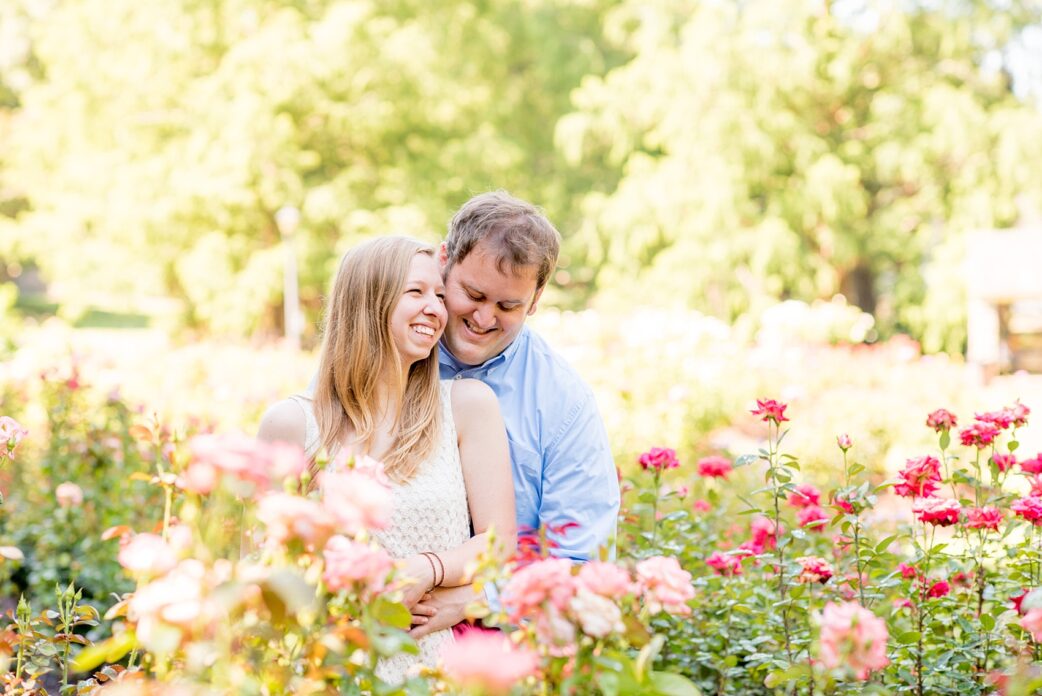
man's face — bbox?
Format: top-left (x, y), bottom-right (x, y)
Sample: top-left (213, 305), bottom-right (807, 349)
top-left (440, 241), bottom-right (542, 366)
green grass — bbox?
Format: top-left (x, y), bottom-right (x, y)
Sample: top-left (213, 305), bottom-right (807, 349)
top-left (15, 294), bottom-right (152, 329)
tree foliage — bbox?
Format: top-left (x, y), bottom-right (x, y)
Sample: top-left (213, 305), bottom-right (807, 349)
top-left (1, 0), bottom-right (1041, 348)
top-left (562, 0), bottom-right (1042, 352)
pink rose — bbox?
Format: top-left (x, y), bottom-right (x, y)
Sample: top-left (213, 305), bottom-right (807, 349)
top-left (118, 533), bottom-right (176, 578)
top-left (129, 559), bottom-right (210, 650)
top-left (912, 498), bottom-right (961, 527)
top-left (697, 455), bottom-right (732, 478)
top-left (55, 482), bottom-right (84, 509)
top-left (693, 499), bottom-right (712, 513)
top-left (256, 493), bottom-right (335, 549)
top-left (797, 556), bottom-right (834, 584)
top-left (1009, 401), bottom-right (1031, 428)
top-left (706, 551), bottom-right (743, 577)
top-left (959, 422), bottom-right (1001, 449)
top-left (576, 562), bottom-right (637, 598)
top-left (320, 469), bottom-right (393, 535)
top-left (636, 556), bottom-right (695, 616)
top-left (797, 505), bottom-right (829, 532)
top-left (992, 453), bottom-right (1017, 473)
top-left (926, 580), bottom-right (950, 598)
top-left (1021, 608), bottom-right (1042, 642)
top-left (751, 398), bottom-right (789, 423)
top-left (818, 601), bottom-right (890, 679)
top-left (832, 492), bottom-right (855, 515)
top-left (750, 515), bottom-right (782, 551)
top-left (893, 455), bottom-right (941, 498)
top-left (1012, 496), bottom-right (1042, 525)
top-left (1020, 454), bottom-right (1042, 474)
top-left (638, 447), bottom-right (679, 472)
top-left (964, 506), bottom-right (1003, 531)
top-left (926, 409), bottom-right (958, 432)
top-left (0, 416), bottom-right (28, 460)
top-left (441, 630), bottom-right (538, 695)
top-left (836, 433), bottom-right (853, 451)
top-left (788, 483), bottom-right (822, 509)
top-left (898, 563), bottom-right (919, 579)
top-left (187, 434), bottom-right (305, 497)
top-left (975, 409), bottom-right (1014, 430)
top-left (569, 588), bottom-right (624, 638)
top-left (501, 558), bottom-right (576, 622)
top-left (322, 535), bottom-right (393, 596)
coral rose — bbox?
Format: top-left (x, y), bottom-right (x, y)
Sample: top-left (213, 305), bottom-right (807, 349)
top-left (796, 556), bottom-right (834, 584)
top-left (959, 422), bottom-right (1001, 448)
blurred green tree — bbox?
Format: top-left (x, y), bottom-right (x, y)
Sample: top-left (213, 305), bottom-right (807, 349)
top-left (3, 0), bottom-right (621, 336)
top-left (560, 0), bottom-right (1042, 352)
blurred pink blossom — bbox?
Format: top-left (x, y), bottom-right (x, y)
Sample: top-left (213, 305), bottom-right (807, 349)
top-left (118, 533), bottom-right (176, 578)
top-left (818, 601), bottom-right (889, 679)
top-left (320, 469), bottom-right (393, 535)
top-left (569, 588), bottom-right (624, 638)
top-left (322, 535), bottom-right (393, 596)
top-left (55, 482), bottom-right (84, 508)
top-left (0, 416), bottom-right (28, 459)
top-left (636, 556), bottom-right (694, 616)
top-left (257, 493), bottom-right (335, 549)
top-left (501, 557), bottom-right (575, 622)
top-left (576, 562), bottom-right (636, 598)
top-left (788, 483), bottom-right (821, 509)
top-left (1021, 608), bottom-right (1042, 642)
top-left (696, 455), bottom-right (732, 478)
top-left (440, 630), bottom-right (538, 695)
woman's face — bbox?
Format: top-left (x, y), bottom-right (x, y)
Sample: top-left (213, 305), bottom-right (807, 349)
top-left (390, 253), bottom-right (447, 368)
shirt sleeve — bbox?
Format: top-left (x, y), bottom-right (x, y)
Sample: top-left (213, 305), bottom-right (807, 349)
top-left (538, 389), bottom-right (620, 562)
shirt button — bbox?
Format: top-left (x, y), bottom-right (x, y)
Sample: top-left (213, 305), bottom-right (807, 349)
top-left (454, 374), bottom-right (463, 380)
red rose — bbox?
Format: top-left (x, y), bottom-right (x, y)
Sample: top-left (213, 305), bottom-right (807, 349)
top-left (751, 398), bottom-right (789, 424)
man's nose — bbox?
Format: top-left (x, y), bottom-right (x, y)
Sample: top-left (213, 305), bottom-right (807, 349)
top-left (471, 304), bottom-right (495, 329)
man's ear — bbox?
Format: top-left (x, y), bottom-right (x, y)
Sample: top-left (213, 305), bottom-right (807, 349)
top-left (527, 286), bottom-right (545, 317)
top-left (438, 242), bottom-right (449, 270)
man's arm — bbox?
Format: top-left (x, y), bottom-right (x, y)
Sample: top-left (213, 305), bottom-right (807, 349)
top-left (538, 389), bottom-right (620, 561)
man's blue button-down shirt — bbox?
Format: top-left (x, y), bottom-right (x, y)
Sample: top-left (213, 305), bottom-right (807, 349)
top-left (439, 326), bottom-right (620, 561)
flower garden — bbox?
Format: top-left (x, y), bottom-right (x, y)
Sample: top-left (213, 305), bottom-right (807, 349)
top-left (4, 324), bottom-right (1042, 694)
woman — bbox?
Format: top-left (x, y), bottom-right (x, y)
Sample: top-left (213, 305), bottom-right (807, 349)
top-left (258, 236), bottom-right (516, 683)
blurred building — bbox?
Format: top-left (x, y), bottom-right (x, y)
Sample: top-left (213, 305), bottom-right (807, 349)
top-left (967, 199), bottom-right (1042, 373)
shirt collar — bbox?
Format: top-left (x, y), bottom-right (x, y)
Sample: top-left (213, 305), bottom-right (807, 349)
top-left (438, 326), bottom-right (529, 375)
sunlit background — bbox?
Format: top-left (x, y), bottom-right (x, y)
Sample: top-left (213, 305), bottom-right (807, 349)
top-left (2, 0), bottom-right (1042, 473)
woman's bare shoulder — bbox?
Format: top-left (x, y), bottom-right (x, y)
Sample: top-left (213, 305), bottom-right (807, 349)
top-left (257, 399), bottom-right (308, 447)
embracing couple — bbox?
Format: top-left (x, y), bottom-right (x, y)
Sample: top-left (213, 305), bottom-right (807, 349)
top-left (258, 191), bottom-right (620, 682)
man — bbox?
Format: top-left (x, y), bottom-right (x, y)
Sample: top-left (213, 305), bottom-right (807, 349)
top-left (410, 191), bottom-right (620, 638)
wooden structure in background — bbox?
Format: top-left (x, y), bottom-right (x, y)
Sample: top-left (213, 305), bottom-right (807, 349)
top-left (966, 225), bottom-right (1042, 373)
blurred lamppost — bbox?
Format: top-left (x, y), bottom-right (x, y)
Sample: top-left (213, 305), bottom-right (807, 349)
top-left (275, 205), bottom-right (302, 350)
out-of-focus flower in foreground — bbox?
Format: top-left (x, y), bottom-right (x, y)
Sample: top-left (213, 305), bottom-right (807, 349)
top-left (818, 601), bottom-right (889, 680)
top-left (441, 630), bottom-right (538, 695)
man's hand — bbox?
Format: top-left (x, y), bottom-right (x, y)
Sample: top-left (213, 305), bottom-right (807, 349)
top-left (409, 584), bottom-right (483, 639)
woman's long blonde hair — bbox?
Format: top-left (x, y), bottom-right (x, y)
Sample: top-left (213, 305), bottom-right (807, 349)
top-left (313, 236), bottom-right (442, 482)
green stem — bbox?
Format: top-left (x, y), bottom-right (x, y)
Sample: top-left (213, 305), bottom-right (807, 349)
top-left (649, 469), bottom-right (661, 551)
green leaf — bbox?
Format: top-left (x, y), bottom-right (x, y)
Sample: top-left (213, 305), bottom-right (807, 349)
top-left (648, 670), bottom-right (703, 696)
top-left (371, 596), bottom-right (413, 630)
top-left (875, 535), bottom-right (898, 554)
top-left (980, 613), bottom-right (995, 631)
top-left (896, 630), bottom-right (920, 644)
top-left (70, 631), bottom-right (137, 673)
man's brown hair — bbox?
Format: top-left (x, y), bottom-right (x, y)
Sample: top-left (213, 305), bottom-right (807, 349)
top-left (445, 191), bottom-right (561, 290)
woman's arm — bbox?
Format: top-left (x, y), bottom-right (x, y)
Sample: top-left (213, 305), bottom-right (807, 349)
top-left (401, 379), bottom-right (516, 600)
top-left (257, 400), bottom-right (308, 449)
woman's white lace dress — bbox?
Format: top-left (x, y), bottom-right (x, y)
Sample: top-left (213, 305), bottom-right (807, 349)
top-left (288, 380), bottom-right (471, 684)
